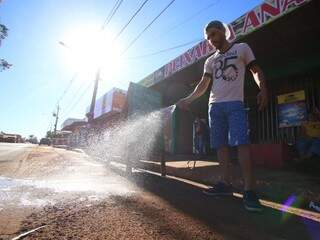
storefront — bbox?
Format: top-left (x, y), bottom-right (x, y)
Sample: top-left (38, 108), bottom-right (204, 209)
top-left (0, 132), bottom-right (22, 143)
top-left (88, 87), bottom-right (127, 133)
top-left (61, 119), bottom-right (87, 147)
top-left (138, 0), bottom-right (320, 160)
top-left (61, 88), bottom-right (127, 148)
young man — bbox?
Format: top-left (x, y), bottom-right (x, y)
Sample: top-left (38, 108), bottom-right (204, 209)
top-left (177, 20), bottom-right (268, 212)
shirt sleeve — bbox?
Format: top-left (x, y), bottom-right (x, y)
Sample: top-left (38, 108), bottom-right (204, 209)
top-left (242, 43), bottom-right (256, 67)
top-left (203, 57), bottom-right (213, 78)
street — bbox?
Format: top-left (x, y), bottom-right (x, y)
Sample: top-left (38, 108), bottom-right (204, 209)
top-left (0, 143), bottom-right (319, 240)
top-left (0, 143), bottom-right (34, 163)
top-left (1, 0), bottom-right (320, 239)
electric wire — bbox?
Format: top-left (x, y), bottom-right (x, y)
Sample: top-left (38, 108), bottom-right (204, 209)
top-left (113, 0), bottom-right (150, 41)
top-left (156, 0), bottom-right (220, 39)
top-left (60, 82), bottom-right (88, 117)
top-left (124, 0), bottom-right (220, 60)
top-left (56, 73), bottom-right (78, 105)
top-left (60, 81), bottom-right (94, 120)
top-left (127, 38), bottom-right (202, 59)
top-left (121, 0), bottom-right (176, 55)
top-left (55, 0), bottom-right (125, 125)
top-left (101, 0), bottom-right (124, 30)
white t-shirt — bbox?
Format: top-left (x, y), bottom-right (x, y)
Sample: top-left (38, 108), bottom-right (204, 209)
top-left (204, 43), bottom-right (256, 104)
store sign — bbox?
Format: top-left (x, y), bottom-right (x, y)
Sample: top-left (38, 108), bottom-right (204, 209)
top-left (61, 118), bottom-right (85, 129)
top-left (112, 90), bottom-right (127, 112)
top-left (164, 41), bottom-right (214, 78)
top-left (89, 88), bottom-right (127, 119)
top-left (127, 82), bottom-right (162, 117)
top-left (140, 0), bottom-right (312, 87)
top-left (140, 40), bottom-right (215, 87)
top-left (230, 0), bottom-right (310, 38)
top-left (139, 67), bottom-right (165, 87)
top-left (277, 90), bottom-right (305, 104)
top-left (98, 90), bottom-right (113, 117)
top-left (277, 90), bottom-right (307, 128)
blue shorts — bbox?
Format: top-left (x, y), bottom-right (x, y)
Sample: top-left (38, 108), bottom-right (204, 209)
top-left (208, 101), bottom-right (249, 149)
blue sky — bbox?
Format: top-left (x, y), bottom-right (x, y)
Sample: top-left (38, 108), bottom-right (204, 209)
top-left (0, 0), bottom-right (261, 139)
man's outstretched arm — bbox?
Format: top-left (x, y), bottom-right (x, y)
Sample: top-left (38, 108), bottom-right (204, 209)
top-left (176, 74), bottom-right (212, 110)
top-left (249, 63), bottom-right (268, 110)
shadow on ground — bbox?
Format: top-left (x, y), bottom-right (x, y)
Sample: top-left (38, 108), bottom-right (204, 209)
top-left (109, 164), bottom-right (320, 240)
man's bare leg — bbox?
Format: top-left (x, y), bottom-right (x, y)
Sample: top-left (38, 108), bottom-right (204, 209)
top-left (238, 144), bottom-right (254, 191)
top-left (203, 145), bottom-right (233, 196)
top-left (217, 146), bottom-right (232, 184)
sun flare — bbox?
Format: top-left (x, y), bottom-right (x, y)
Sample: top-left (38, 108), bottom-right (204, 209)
top-left (61, 25), bottom-right (123, 79)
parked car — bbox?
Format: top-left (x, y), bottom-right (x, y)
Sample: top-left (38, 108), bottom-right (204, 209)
top-left (39, 138), bottom-right (51, 146)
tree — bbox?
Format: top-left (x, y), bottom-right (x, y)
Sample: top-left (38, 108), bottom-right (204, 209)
top-left (0, 58), bottom-right (12, 71)
top-left (0, 24), bottom-right (8, 45)
top-left (46, 130), bottom-right (54, 139)
top-left (0, 14), bottom-right (12, 72)
top-left (28, 135), bottom-right (38, 144)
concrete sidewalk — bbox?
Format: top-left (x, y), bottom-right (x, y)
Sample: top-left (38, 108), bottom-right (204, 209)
top-left (138, 159), bottom-right (320, 215)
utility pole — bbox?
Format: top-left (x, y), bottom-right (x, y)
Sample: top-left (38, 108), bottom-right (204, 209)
top-left (53, 104), bottom-right (60, 136)
top-left (87, 68), bottom-right (100, 123)
top-left (58, 41), bottom-right (100, 124)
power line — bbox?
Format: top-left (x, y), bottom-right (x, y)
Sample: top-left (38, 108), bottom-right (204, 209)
top-left (56, 73), bottom-right (78, 105)
top-left (58, 0), bottom-right (124, 106)
top-left (60, 81), bottom-right (93, 120)
top-left (101, 0), bottom-right (124, 30)
top-left (43, 72), bottom-right (78, 135)
top-left (127, 38), bottom-right (202, 59)
top-left (45, 115), bottom-right (53, 133)
top-left (61, 81), bottom-right (88, 114)
top-left (123, 0), bottom-right (220, 61)
top-left (53, 74), bottom-right (90, 124)
top-left (113, 0), bottom-right (150, 41)
top-left (157, 0), bottom-right (220, 38)
top-left (57, 0), bottom-right (124, 122)
top-left (60, 0), bottom-right (149, 121)
top-left (61, 82), bottom-right (91, 121)
top-left (101, 0), bottom-right (121, 29)
top-left (121, 0), bottom-right (176, 55)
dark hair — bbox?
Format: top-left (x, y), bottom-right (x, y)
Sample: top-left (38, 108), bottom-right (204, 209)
top-left (204, 20), bottom-right (226, 33)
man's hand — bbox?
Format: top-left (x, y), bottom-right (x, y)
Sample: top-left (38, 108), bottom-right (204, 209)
top-left (249, 63), bottom-right (268, 111)
top-left (257, 88), bottom-right (268, 111)
top-left (176, 98), bottom-right (191, 111)
top-left (175, 75), bottom-right (211, 111)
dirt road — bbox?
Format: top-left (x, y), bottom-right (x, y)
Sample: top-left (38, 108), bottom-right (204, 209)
top-left (0, 143), bottom-right (319, 239)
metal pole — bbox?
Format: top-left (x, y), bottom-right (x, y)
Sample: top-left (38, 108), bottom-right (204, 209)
top-left (261, 108), bottom-right (265, 143)
top-left (88, 68), bottom-right (100, 123)
top-left (266, 98), bottom-right (270, 143)
top-left (275, 99), bottom-right (279, 143)
top-left (53, 104), bottom-right (60, 136)
top-left (270, 92), bottom-right (275, 142)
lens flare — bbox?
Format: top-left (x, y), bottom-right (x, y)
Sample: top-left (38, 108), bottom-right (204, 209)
top-left (281, 195), bottom-right (304, 222)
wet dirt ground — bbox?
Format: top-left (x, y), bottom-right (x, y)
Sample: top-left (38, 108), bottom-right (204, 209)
top-left (0, 143), bottom-right (319, 240)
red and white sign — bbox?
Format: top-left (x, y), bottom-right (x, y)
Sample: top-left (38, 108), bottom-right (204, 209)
top-left (140, 0), bottom-right (311, 87)
top-left (87, 88), bottom-right (127, 119)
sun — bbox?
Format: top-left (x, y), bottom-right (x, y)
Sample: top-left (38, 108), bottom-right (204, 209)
top-left (61, 24), bottom-right (123, 79)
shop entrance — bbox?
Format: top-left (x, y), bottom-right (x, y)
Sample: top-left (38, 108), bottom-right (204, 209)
top-left (148, 0), bottom-right (320, 158)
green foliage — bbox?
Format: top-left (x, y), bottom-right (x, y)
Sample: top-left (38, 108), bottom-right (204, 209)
top-left (28, 135), bottom-right (38, 144)
top-left (0, 59), bottom-right (12, 71)
top-left (46, 131), bottom-right (54, 139)
top-left (0, 21), bottom-right (12, 71)
top-left (0, 24), bottom-right (8, 45)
